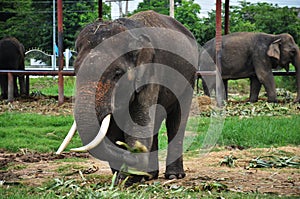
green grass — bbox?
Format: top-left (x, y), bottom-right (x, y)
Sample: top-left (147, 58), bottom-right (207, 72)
top-left (0, 113), bottom-right (299, 153)
top-left (1, 181), bottom-right (298, 199)
top-left (219, 115), bottom-right (300, 148)
top-left (0, 112), bottom-right (80, 153)
top-left (29, 76), bottom-right (76, 97)
top-left (0, 111), bottom-right (299, 198)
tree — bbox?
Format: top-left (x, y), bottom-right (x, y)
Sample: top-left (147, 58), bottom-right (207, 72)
top-left (230, 2), bottom-right (300, 45)
top-left (0, 0), bottom-right (111, 52)
top-left (132, 0), bottom-right (202, 44)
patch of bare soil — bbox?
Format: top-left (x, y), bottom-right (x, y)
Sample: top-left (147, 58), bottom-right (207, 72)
top-left (1, 147), bottom-right (299, 196)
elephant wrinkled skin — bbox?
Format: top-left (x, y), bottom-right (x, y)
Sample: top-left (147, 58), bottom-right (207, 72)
top-left (199, 32), bottom-right (300, 103)
top-left (0, 37), bottom-right (26, 99)
top-left (72, 11), bottom-right (198, 183)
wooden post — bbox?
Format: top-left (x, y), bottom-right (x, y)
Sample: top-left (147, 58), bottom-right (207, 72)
top-left (7, 73), bottom-right (14, 102)
top-left (225, 0), bottom-right (230, 35)
top-left (57, 0), bottom-right (64, 105)
top-left (215, 0), bottom-right (223, 106)
top-left (98, 0), bottom-right (103, 20)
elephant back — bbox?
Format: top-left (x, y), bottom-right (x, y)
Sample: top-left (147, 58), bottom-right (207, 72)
top-left (0, 37), bottom-right (24, 69)
top-left (130, 10), bottom-right (195, 40)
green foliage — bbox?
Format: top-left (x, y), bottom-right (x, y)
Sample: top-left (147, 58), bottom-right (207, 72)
top-left (132, 0), bottom-right (202, 44)
top-left (132, 0), bottom-right (171, 15)
top-left (197, 2), bottom-right (300, 45)
top-left (230, 2), bottom-right (300, 45)
top-left (175, 0), bottom-right (202, 44)
top-left (0, 0), bottom-right (111, 52)
top-left (1, 177), bottom-right (296, 198)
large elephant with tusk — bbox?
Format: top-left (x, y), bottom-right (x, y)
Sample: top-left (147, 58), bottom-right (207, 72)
top-left (57, 11), bottom-right (198, 183)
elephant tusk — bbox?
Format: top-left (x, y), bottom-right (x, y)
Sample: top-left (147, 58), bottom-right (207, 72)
top-left (56, 121), bottom-right (77, 154)
top-left (70, 114), bottom-right (111, 152)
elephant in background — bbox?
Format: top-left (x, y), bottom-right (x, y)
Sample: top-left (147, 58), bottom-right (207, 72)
top-left (199, 32), bottom-right (300, 103)
top-left (57, 11), bottom-right (198, 184)
top-left (0, 37), bottom-right (26, 99)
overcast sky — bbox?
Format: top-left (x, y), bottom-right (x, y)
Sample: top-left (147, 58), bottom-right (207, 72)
top-left (109, 0), bottom-right (300, 19)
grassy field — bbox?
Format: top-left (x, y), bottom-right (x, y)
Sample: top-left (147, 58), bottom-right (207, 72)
top-left (0, 113), bottom-right (299, 153)
top-left (0, 77), bottom-right (299, 198)
top-left (30, 76), bottom-right (76, 97)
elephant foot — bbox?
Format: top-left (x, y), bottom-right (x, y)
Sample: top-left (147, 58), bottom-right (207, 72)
top-left (248, 96), bottom-right (258, 103)
top-left (165, 157), bottom-right (185, 180)
top-left (165, 172), bottom-right (186, 180)
top-left (144, 170), bottom-right (159, 180)
top-left (115, 172), bottom-right (146, 187)
top-left (165, 166), bottom-right (186, 180)
top-left (293, 98), bottom-right (300, 103)
top-left (267, 99), bottom-right (278, 103)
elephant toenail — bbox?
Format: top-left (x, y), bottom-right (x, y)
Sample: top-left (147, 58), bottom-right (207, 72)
top-left (168, 174), bottom-right (177, 180)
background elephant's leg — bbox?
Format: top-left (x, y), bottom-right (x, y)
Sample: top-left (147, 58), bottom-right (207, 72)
top-left (165, 97), bottom-right (191, 179)
top-left (13, 76), bottom-right (19, 97)
top-left (223, 79), bottom-right (228, 100)
top-left (202, 78), bottom-right (210, 96)
top-left (18, 75), bottom-right (26, 96)
top-left (0, 75), bottom-right (8, 99)
top-left (202, 75), bottom-right (215, 97)
top-left (255, 66), bottom-right (277, 102)
top-left (249, 76), bottom-right (262, 102)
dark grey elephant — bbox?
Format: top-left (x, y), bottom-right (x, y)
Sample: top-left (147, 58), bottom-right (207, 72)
top-left (0, 37), bottom-right (26, 99)
top-left (56, 11), bottom-right (198, 184)
top-left (199, 32), bottom-right (300, 103)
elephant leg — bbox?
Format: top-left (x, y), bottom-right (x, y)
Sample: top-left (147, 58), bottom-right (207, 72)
top-left (255, 65), bottom-right (277, 102)
top-left (0, 75), bottom-right (8, 99)
top-left (249, 76), bottom-right (261, 102)
top-left (165, 94), bottom-right (192, 179)
top-left (146, 110), bottom-right (166, 180)
top-left (13, 76), bottom-right (19, 97)
top-left (223, 79), bottom-right (228, 100)
top-left (18, 75), bottom-right (26, 96)
top-left (202, 75), bottom-right (215, 97)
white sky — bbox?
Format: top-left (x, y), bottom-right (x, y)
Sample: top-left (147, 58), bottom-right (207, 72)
top-left (108, 0), bottom-right (300, 19)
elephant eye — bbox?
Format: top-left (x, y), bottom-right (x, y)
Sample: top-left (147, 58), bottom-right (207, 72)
top-left (114, 68), bottom-right (124, 79)
top-left (290, 49), bottom-right (296, 56)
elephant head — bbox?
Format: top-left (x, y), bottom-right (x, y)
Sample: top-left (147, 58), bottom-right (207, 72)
top-left (73, 20), bottom-right (159, 170)
top-left (267, 33), bottom-right (300, 102)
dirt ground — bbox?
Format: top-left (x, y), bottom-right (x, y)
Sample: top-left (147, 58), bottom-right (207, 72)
top-left (0, 96), bottom-right (299, 196)
top-left (0, 147), bottom-right (299, 196)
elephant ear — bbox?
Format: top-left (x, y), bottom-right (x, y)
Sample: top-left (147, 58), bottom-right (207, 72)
top-left (133, 34), bottom-right (155, 93)
top-left (267, 38), bottom-right (281, 60)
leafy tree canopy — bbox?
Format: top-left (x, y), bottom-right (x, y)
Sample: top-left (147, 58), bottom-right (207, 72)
top-left (132, 0), bottom-right (202, 44)
top-left (201, 1), bottom-right (300, 45)
top-left (0, 0), bottom-right (111, 53)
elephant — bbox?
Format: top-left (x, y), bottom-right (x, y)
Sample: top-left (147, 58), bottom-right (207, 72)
top-left (199, 32), bottom-right (300, 103)
top-left (56, 10), bottom-right (198, 184)
top-left (0, 37), bottom-right (26, 99)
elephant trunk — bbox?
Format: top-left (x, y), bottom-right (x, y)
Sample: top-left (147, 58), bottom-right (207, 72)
top-left (74, 79), bottom-right (139, 167)
top-left (293, 48), bottom-right (300, 102)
